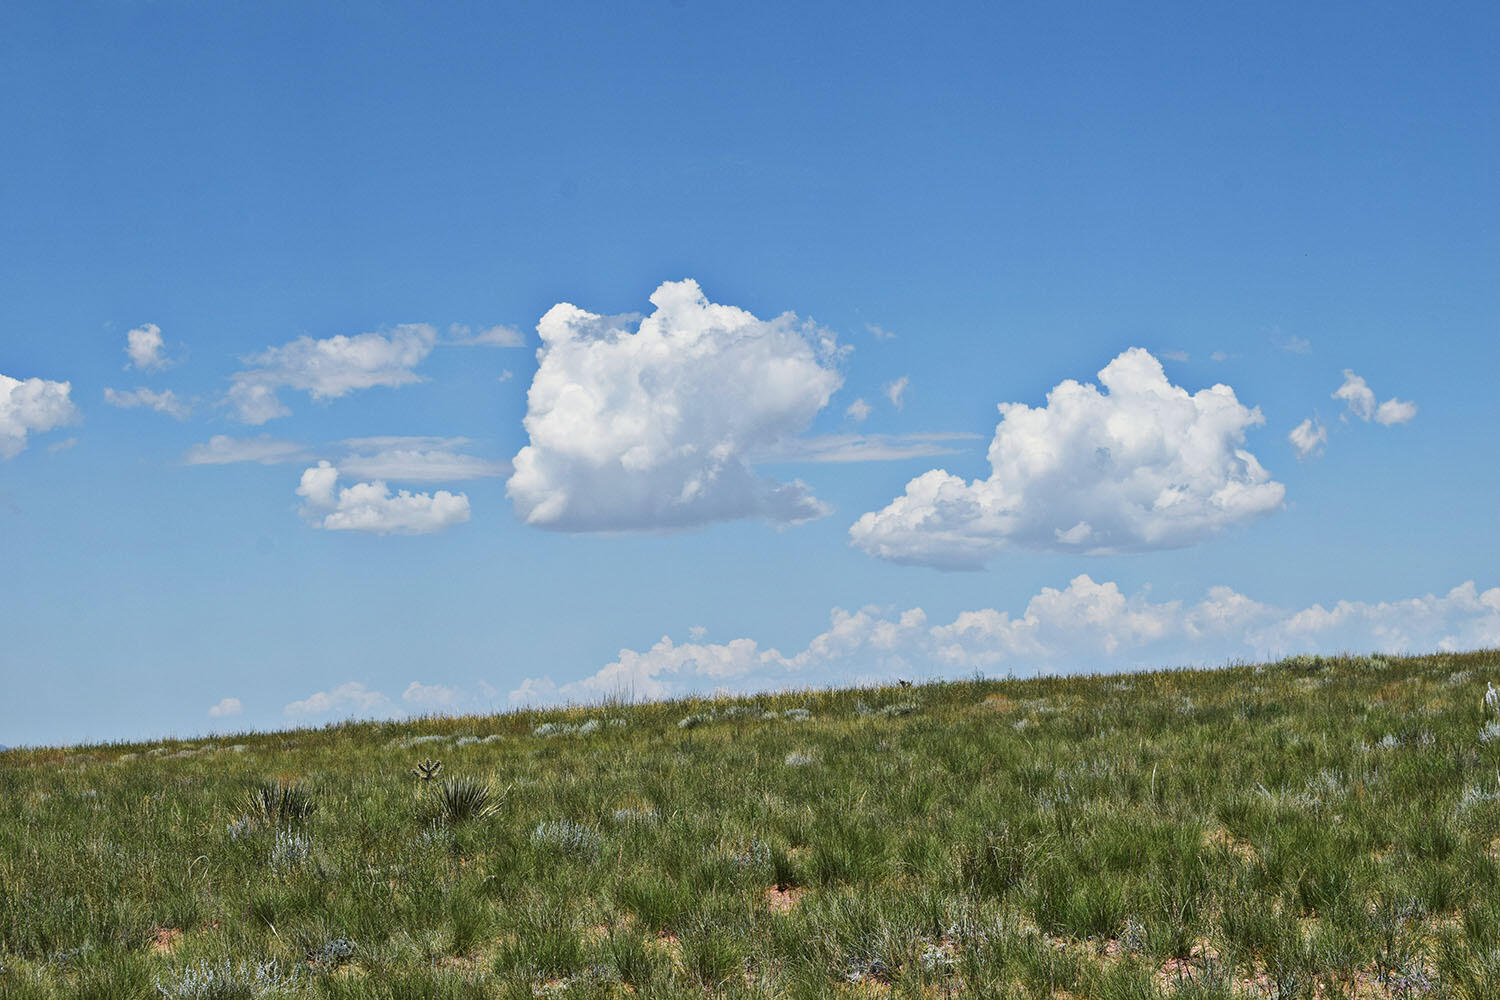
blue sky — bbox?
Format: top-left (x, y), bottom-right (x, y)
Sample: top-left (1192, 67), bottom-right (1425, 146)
top-left (2, 2), bottom-right (1497, 746)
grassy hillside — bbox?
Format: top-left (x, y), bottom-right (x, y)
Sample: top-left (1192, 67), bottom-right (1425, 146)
top-left (4, 651), bottom-right (1500, 999)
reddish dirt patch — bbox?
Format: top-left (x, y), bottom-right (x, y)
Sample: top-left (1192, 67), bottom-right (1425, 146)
top-left (1203, 825), bottom-right (1257, 862)
top-left (762, 885), bottom-right (807, 913)
top-left (149, 927), bottom-right (183, 955)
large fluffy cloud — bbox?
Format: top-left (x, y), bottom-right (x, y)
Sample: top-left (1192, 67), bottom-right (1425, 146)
top-left (507, 279), bottom-right (844, 531)
top-left (296, 460), bottom-right (470, 535)
top-left (508, 576), bottom-right (1500, 705)
top-left (849, 348), bottom-right (1284, 569)
top-left (227, 324), bottom-right (437, 424)
top-left (0, 374), bottom-right (78, 459)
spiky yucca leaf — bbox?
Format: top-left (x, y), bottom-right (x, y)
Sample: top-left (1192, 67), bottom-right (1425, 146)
top-left (430, 777), bottom-right (504, 824)
top-left (241, 780), bottom-right (316, 826)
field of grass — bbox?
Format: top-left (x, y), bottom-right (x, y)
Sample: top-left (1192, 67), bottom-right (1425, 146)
top-left (5, 650), bottom-right (1500, 999)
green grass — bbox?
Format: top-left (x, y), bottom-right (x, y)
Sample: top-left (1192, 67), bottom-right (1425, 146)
top-left (4, 650), bottom-right (1500, 998)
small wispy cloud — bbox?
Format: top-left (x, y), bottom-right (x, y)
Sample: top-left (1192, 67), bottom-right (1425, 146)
top-left (183, 435), bottom-right (309, 466)
top-left (1288, 417), bottom-right (1327, 459)
top-left (448, 323), bottom-right (525, 347)
top-left (845, 398), bottom-right (872, 422)
top-left (337, 437), bottom-right (509, 481)
top-left (1334, 370), bottom-right (1417, 426)
top-left (402, 681), bottom-right (463, 711)
top-left (225, 324), bottom-right (437, 424)
top-left (865, 323), bottom-right (897, 341)
top-left (756, 432), bottom-right (980, 464)
top-left (884, 375), bottom-right (909, 410)
top-left (104, 387), bottom-right (190, 420)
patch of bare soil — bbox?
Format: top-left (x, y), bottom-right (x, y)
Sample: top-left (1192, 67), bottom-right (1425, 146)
top-left (149, 927), bottom-right (183, 955)
top-left (762, 885), bottom-right (807, 913)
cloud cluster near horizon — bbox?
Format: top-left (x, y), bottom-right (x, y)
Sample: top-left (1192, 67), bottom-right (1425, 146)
top-left (278, 576), bottom-right (1500, 721)
top-left (850, 348), bottom-right (1284, 569)
top-left (509, 577), bottom-right (1500, 706)
top-left (507, 279), bottom-right (845, 531)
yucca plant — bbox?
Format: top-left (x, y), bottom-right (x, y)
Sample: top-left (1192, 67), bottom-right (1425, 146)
top-left (410, 758), bottom-right (443, 781)
top-left (428, 777), bottom-right (505, 825)
top-left (241, 780), bottom-right (316, 827)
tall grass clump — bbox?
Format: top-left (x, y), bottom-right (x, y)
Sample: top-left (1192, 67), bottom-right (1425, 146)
top-left (425, 777), bottom-right (504, 825)
top-left (240, 781), bottom-right (315, 827)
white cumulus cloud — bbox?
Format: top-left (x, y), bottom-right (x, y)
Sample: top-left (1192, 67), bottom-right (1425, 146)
top-left (0, 374), bottom-right (78, 459)
top-left (1334, 370), bottom-right (1416, 426)
top-left (1288, 417), bottom-right (1327, 459)
top-left (849, 348), bottom-right (1284, 569)
top-left (227, 324), bottom-right (437, 424)
top-left (207, 697), bottom-right (242, 719)
top-left (296, 460), bottom-right (470, 535)
top-left (183, 434), bottom-right (309, 465)
top-left (1332, 371), bottom-right (1376, 421)
top-left (103, 387), bottom-right (190, 419)
top-left (509, 576), bottom-right (1500, 706)
top-left (846, 398), bottom-right (872, 422)
top-left (1375, 398), bottom-right (1418, 426)
top-left (126, 323), bottom-right (168, 370)
top-left (284, 681), bottom-right (392, 719)
top-left (507, 279), bottom-right (844, 531)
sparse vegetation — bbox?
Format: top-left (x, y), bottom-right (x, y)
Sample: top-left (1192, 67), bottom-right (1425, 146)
top-left (4, 650), bottom-right (1500, 997)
